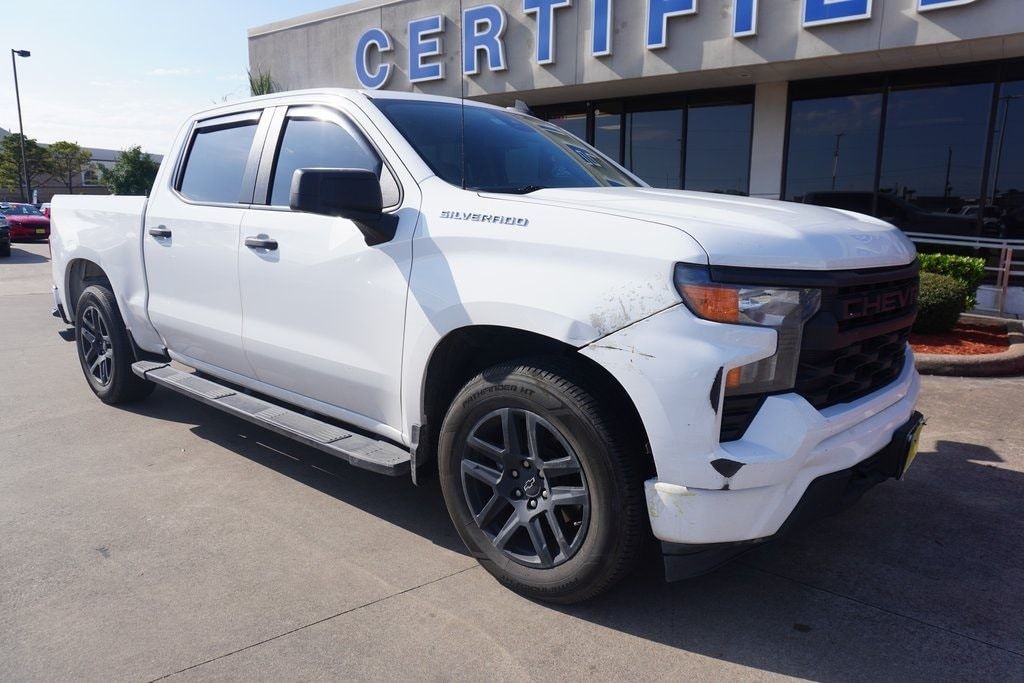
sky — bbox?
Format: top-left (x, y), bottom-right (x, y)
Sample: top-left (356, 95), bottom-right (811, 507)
top-left (1, 0), bottom-right (357, 155)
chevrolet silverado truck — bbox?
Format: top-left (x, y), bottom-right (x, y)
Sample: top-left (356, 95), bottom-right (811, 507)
top-left (50, 90), bottom-right (924, 603)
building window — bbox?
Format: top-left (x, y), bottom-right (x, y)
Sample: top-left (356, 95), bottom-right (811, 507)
top-left (626, 109), bottom-right (683, 190)
top-left (784, 62), bottom-right (1024, 238)
top-left (537, 87), bottom-right (753, 194)
top-left (547, 112), bottom-right (587, 141)
top-left (594, 108), bottom-right (622, 164)
top-left (880, 82), bottom-right (992, 215)
top-left (785, 93), bottom-right (882, 202)
top-left (685, 103), bottom-right (752, 195)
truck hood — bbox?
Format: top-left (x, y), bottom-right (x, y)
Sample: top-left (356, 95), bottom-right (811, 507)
top-left (519, 187), bottom-right (917, 270)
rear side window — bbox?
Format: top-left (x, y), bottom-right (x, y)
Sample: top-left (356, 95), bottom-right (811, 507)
top-left (179, 122), bottom-right (259, 203)
top-left (269, 115), bottom-right (399, 207)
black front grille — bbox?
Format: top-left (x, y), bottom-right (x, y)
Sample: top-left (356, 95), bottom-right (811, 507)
top-left (719, 262), bottom-right (919, 443)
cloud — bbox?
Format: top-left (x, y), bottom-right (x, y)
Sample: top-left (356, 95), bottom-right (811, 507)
top-left (147, 67), bottom-right (196, 77)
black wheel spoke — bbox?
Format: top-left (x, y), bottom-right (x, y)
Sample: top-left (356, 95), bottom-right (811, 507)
top-left (474, 493), bottom-right (504, 527)
top-left (500, 408), bottom-right (523, 459)
top-left (462, 459), bottom-right (501, 487)
top-left (467, 435), bottom-right (505, 462)
top-left (545, 510), bottom-right (571, 557)
top-left (541, 456), bottom-right (580, 478)
top-left (550, 486), bottom-right (588, 507)
top-left (493, 511), bottom-right (520, 549)
top-left (525, 412), bottom-right (541, 460)
top-left (526, 517), bottom-right (554, 566)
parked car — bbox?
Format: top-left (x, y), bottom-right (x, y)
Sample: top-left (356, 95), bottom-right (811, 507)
top-left (0, 216), bottom-right (10, 257)
top-left (803, 191), bottom-right (977, 236)
top-left (50, 90), bottom-right (924, 603)
top-left (0, 202), bottom-right (51, 241)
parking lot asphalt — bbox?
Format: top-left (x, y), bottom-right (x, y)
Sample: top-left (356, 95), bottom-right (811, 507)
top-left (2, 240), bottom-right (1023, 681)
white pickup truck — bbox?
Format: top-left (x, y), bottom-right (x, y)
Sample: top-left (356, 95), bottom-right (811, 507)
top-left (50, 89), bottom-right (924, 603)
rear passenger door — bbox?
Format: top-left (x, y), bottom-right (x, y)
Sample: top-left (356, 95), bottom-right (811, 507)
top-left (144, 110), bottom-right (269, 377)
top-left (237, 104), bottom-right (417, 434)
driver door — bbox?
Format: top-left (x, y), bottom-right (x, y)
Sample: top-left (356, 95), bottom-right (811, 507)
top-left (237, 104), bottom-right (417, 433)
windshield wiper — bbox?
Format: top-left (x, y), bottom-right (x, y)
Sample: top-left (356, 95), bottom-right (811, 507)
top-left (473, 185), bottom-right (546, 195)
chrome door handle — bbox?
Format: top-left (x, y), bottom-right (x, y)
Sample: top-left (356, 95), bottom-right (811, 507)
top-left (148, 226), bottom-right (171, 238)
top-left (244, 236), bottom-right (278, 251)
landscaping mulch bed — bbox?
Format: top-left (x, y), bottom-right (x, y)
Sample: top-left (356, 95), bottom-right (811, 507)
top-left (911, 322), bottom-right (1010, 356)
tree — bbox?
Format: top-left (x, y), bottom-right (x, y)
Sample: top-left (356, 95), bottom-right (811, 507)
top-left (48, 141), bottom-right (93, 193)
top-left (0, 133), bottom-right (52, 201)
top-left (99, 146), bottom-right (160, 196)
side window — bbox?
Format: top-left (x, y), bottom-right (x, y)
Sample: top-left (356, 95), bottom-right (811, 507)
top-left (178, 121), bottom-right (259, 203)
top-left (269, 115), bottom-right (400, 207)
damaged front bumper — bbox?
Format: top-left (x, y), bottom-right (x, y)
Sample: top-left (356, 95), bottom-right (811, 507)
top-left (580, 301), bottom-right (922, 569)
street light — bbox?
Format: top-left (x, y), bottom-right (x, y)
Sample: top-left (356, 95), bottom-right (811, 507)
top-left (11, 48), bottom-right (31, 203)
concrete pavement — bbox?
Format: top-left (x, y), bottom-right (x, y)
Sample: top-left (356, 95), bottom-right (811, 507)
top-left (2, 241), bottom-right (1022, 681)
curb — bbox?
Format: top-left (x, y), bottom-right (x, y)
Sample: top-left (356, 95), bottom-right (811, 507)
top-left (914, 319), bottom-right (1024, 377)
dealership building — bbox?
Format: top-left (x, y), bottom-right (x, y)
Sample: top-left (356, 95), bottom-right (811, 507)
top-left (249, 0), bottom-right (1024, 238)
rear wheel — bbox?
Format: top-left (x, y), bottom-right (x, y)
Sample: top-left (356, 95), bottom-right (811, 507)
top-left (0, 241), bottom-right (9, 257)
top-left (438, 359), bottom-right (646, 604)
top-left (75, 285), bottom-right (154, 404)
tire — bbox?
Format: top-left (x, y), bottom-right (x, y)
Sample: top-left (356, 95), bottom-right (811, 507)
top-left (0, 242), bottom-right (9, 257)
top-left (74, 284), bottom-right (155, 404)
top-left (438, 358), bottom-right (646, 604)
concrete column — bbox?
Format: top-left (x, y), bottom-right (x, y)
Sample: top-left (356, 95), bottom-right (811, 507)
top-left (748, 81), bottom-right (789, 200)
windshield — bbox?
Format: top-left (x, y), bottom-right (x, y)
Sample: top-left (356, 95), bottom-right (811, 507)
top-left (0, 204), bottom-right (43, 216)
top-left (372, 99), bottom-right (639, 193)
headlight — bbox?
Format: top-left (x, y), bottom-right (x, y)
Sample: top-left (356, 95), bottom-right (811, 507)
top-left (674, 263), bottom-right (821, 395)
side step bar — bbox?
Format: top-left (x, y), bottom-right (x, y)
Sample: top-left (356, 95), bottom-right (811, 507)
top-left (132, 361), bottom-right (410, 476)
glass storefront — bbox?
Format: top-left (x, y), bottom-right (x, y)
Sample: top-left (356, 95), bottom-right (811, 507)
top-left (785, 61), bottom-right (1024, 238)
top-left (537, 88), bottom-right (753, 195)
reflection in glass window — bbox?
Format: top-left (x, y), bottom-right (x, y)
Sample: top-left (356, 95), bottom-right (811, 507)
top-left (685, 104), bottom-right (752, 195)
top-left (179, 122), bottom-right (258, 203)
top-left (594, 110), bottom-right (622, 163)
top-left (989, 81), bottom-right (1024, 237)
top-left (625, 110), bottom-right (683, 189)
top-left (548, 114), bottom-right (587, 142)
top-left (785, 94), bottom-right (882, 201)
top-left (880, 83), bottom-right (992, 214)
top-left (270, 117), bottom-right (383, 206)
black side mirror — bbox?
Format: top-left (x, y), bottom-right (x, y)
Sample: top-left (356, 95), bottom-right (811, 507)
top-left (289, 168), bottom-right (398, 246)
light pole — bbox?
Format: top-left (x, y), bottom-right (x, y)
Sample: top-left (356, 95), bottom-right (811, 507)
top-left (831, 131), bottom-right (846, 191)
top-left (992, 94), bottom-right (1021, 203)
top-left (11, 49), bottom-right (31, 203)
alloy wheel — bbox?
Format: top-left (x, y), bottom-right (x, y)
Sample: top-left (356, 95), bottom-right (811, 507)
top-left (460, 407), bottom-right (591, 568)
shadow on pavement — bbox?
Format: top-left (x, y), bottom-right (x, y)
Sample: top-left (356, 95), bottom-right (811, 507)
top-left (122, 388), bottom-right (1024, 678)
top-left (4, 245), bottom-right (50, 264)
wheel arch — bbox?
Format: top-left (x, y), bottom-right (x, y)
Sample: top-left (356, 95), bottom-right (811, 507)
top-left (65, 258), bottom-right (112, 320)
top-left (417, 325), bottom-right (652, 476)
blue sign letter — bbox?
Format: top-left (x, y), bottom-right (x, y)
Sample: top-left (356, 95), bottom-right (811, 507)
top-left (408, 15), bottom-right (445, 83)
top-left (734, 0), bottom-right (757, 37)
top-left (592, 0), bottom-right (613, 57)
top-left (803, 0), bottom-right (872, 27)
top-left (646, 0), bottom-right (697, 50)
top-left (918, 0), bottom-right (977, 11)
top-left (355, 28), bottom-right (393, 89)
top-left (463, 4), bottom-right (508, 75)
top-left (524, 0), bottom-right (572, 66)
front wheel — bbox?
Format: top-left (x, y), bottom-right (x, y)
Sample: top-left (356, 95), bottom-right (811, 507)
top-left (438, 359), bottom-right (647, 604)
top-left (74, 285), bottom-right (154, 404)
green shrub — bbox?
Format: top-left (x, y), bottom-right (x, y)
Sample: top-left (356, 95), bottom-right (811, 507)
top-left (914, 272), bottom-right (968, 334)
top-left (918, 253), bottom-right (986, 309)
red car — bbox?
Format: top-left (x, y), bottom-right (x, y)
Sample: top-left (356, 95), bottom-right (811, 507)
top-left (0, 203), bottom-right (50, 241)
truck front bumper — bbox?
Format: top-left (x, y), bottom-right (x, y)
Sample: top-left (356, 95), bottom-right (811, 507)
top-left (581, 302), bottom-right (922, 550)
